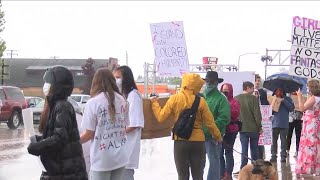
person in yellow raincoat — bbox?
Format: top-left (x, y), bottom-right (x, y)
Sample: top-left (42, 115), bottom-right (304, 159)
top-left (150, 73), bottom-right (223, 180)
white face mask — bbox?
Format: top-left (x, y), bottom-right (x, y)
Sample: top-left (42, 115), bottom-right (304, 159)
top-left (43, 83), bottom-right (51, 96)
top-left (116, 78), bottom-right (122, 92)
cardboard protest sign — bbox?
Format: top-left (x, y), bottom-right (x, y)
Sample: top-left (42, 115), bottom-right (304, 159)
top-left (258, 105), bottom-right (273, 146)
top-left (142, 97), bottom-right (175, 139)
top-left (289, 16), bottom-right (320, 79)
top-left (150, 21), bottom-right (189, 77)
top-left (267, 95), bottom-right (282, 112)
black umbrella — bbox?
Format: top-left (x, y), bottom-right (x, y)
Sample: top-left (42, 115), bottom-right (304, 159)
top-left (263, 75), bottom-right (303, 93)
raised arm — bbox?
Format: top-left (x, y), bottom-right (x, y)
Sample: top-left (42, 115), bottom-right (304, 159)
top-left (151, 96), bottom-right (176, 123)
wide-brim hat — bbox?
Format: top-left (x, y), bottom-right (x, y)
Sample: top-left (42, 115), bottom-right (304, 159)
top-left (203, 71), bottom-right (224, 83)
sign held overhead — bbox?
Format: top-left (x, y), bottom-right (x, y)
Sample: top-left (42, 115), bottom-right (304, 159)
top-left (289, 16), bottom-right (320, 79)
top-left (150, 21), bottom-right (189, 77)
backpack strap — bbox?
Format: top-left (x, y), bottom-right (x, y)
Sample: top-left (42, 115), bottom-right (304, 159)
top-left (190, 95), bottom-right (201, 113)
top-left (172, 95), bottom-right (200, 140)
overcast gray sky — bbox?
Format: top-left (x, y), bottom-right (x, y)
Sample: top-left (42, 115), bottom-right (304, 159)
top-left (2, 1), bottom-right (319, 78)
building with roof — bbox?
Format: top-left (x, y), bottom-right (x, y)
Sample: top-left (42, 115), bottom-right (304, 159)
top-left (2, 58), bottom-right (118, 96)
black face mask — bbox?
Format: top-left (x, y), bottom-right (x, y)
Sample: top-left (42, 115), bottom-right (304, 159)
top-left (222, 91), bottom-right (228, 96)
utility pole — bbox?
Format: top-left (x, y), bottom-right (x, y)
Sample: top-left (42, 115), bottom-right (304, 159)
top-left (5, 50), bottom-right (18, 59)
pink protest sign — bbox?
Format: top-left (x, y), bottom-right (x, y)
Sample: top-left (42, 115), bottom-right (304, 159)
top-left (258, 105), bottom-right (272, 146)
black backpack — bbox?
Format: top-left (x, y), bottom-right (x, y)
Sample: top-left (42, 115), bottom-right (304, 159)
top-left (172, 95), bottom-right (201, 139)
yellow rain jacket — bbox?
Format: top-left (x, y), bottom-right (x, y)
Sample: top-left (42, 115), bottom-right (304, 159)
top-left (151, 73), bottom-right (222, 141)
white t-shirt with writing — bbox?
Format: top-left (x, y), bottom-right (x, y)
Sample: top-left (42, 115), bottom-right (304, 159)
top-left (81, 92), bottom-right (129, 171)
top-left (125, 89), bottom-right (145, 169)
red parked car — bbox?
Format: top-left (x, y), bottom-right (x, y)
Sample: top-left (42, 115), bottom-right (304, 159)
top-left (0, 86), bottom-right (28, 129)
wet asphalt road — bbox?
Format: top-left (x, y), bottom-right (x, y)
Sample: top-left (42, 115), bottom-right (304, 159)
top-left (0, 124), bottom-right (319, 180)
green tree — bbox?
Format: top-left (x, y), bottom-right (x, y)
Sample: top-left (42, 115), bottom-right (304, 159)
top-left (169, 77), bottom-right (182, 85)
top-left (0, 1), bottom-right (6, 85)
top-left (0, 1), bottom-right (6, 58)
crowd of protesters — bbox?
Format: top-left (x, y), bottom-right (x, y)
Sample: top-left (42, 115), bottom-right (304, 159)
top-left (27, 67), bottom-right (320, 180)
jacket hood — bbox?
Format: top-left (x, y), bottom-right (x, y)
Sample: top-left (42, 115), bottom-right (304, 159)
top-left (220, 83), bottom-right (234, 99)
top-left (44, 65), bottom-right (74, 101)
top-left (181, 73), bottom-right (205, 94)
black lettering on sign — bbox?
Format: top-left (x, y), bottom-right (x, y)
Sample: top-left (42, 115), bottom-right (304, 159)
top-left (160, 58), bottom-right (187, 68)
top-left (155, 40), bottom-right (167, 45)
top-left (295, 47), bottom-right (303, 55)
top-left (303, 67), bottom-right (310, 76)
top-left (315, 51), bottom-right (320, 58)
top-left (294, 66), bottom-right (302, 75)
top-left (311, 68), bottom-right (317, 78)
top-left (155, 47), bottom-right (187, 58)
top-left (292, 35), bottom-right (300, 45)
top-left (159, 29), bottom-right (183, 40)
top-left (292, 35), bottom-right (320, 49)
top-left (305, 49), bottom-right (312, 56)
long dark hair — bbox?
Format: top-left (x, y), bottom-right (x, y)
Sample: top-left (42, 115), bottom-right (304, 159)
top-left (114, 66), bottom-right (138, 98)
top-left (90, 68), bottom-right (122, 122)
top-left (39, 88), bottom-right (52, 133)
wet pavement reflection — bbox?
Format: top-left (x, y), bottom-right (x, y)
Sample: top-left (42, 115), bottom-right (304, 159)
top-left (0, 124), bottom-right (319, 180)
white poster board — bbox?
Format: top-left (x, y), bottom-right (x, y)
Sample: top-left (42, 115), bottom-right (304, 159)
top-left (150, 21), bottom-right (189, 77)
top-left (22, 108), bottom-right (35, 137)
top-left (289, 16), bottom-right (320, 79)
top-left (22, 109), bottom-right (47, 172)
top-left (217, 71), bottom-right (255, 96)
top-left (258, 105), bottom-right (272, 146)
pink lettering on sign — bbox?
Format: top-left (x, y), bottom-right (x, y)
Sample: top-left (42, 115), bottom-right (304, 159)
top-left (293, 16), bottom-right (320, 30)
top-left (259, 105), bottom-right (272, 145)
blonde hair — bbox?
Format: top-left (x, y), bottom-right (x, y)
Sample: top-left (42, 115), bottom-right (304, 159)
top-left (307, 79), bottom-right (320, 96)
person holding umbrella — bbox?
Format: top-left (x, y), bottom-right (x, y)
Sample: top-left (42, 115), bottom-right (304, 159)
top-left (263, 74), bottom-right (302, 163)
top-left (269, 88), bottom-right (294, 163)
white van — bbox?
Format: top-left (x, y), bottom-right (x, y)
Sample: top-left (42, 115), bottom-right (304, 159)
top-left (70, 94), bottom-right (90, 113)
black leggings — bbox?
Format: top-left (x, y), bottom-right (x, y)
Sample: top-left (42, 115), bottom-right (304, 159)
top-left (174, 140), bottom-right (206, 180)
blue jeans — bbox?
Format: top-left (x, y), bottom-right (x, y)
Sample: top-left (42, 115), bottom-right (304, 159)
top-left (239, 132), bottom-right (259, 169)
top-left (220, 132), bottom-right (237, 176)
top-left (205, 138), bottom-right (222, 180)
